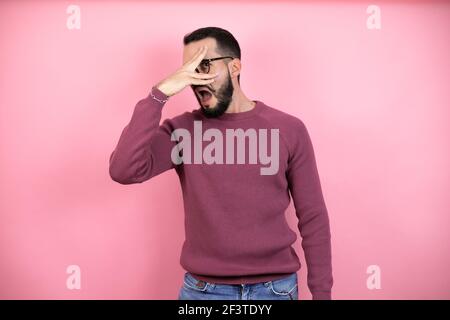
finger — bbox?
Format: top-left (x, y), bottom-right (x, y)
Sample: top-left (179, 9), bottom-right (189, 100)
top-left (191, 78), bottom-right (215, 85)
top-left (187, 46), bottom-right (209, 70)
top-left (190, 72), bottom-right (218, 79)
top-left (184, 45), bottom-right (207, 66)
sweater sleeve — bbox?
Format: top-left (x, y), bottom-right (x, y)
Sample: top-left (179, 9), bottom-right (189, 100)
top-left (286, 119), bottom-right (333, 300)
top-left (109, 86), bottom-right (178, 184)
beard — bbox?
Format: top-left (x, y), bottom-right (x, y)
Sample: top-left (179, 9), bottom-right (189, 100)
top-left (194, 70), bottom-right (234, 119)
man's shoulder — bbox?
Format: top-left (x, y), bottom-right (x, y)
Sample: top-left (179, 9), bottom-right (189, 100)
top-left (259, 101), bottom-right (307, 132)
top-left (161, 106), bottom-right (202, 127)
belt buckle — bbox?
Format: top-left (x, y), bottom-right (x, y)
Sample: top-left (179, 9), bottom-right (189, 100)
top-left (196, 280), bottom-right (206, 288)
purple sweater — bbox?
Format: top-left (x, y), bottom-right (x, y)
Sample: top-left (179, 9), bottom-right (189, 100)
top-left (109, 86), bottom-right (333, 300)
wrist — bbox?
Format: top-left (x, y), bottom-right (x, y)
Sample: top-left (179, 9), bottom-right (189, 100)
top-left (150, 85), bottom-right (170, 104)
top-left (155, 82), bottom-right (171, 97)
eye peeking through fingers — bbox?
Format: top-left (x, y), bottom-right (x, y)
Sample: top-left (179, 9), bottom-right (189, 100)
top-left (196, 60), bottom-right (211, 73)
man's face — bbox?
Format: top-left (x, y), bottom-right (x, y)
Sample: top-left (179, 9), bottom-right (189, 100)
top-left (183, 38), bottom-right (235, 118)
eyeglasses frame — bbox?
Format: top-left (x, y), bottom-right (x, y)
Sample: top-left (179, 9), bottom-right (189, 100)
top-left (195, 56), bottom-right (235, 74)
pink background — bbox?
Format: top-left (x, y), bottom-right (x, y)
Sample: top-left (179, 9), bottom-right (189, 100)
top-left (0, 0), bottom-right (449, 299)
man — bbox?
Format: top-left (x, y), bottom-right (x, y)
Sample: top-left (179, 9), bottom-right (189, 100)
top-left (109, 27), bottom-right (333, 300)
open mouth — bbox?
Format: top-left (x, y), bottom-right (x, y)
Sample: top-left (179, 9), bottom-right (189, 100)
top-left (195, 87), bottom-right (213, 105)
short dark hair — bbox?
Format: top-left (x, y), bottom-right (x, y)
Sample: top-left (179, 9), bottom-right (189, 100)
top-left (183, 27), bottom-right (241, 83)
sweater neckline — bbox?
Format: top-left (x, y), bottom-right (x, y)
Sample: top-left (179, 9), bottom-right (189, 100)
top-left (196, 100), bottom-right (263, 121)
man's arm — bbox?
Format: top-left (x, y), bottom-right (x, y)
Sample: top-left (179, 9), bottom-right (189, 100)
top-left (109, 86), bottom-right (177, 184)
top-left (109, 46), bottom-right (218, 184)
top-left (286, 119), bottom-right (333, 300)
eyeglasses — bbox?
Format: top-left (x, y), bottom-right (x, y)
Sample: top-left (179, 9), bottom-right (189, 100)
top-left (195, 56), bottom-right (235, 74)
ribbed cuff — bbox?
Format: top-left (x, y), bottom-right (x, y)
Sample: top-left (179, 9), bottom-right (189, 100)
top-left (149, 85), bottom-right (170, 104)
top-left (312, 291), bottom-right (331, 300)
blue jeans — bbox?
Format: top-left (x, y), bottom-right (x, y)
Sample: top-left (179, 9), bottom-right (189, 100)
top-left (178, 272), bottom-right (298, 300)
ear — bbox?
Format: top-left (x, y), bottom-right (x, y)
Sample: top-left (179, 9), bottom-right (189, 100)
top-left (229, 58), bottom-right (241, 80)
